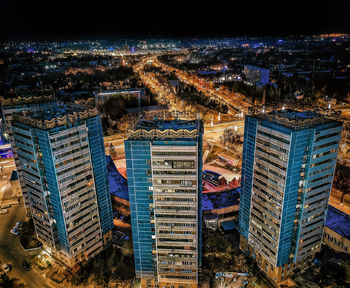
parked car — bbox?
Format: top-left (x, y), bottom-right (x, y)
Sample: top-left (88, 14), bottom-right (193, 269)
top-left (2, 264), bottom-right (10, 273)
top-left (22, 260), bottom-right (31, 271)
top-left (113, 231), bottom-right (125, 240)
top-left (10, 228), bottom-right (19, 236)
top-left (15, 222), bottom-right (23, 230)
top-left (1, 204), bottom-right (11, 209)
top-left (0, 209), bottom-right (8, 214)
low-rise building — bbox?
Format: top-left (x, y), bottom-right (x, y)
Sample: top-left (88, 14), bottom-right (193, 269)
top-left (124, 105), bottom-right (168, 127)
top-left (323, 206), bottom-right (350, 253)
top-left (94, 88), bottom-right (146, 105)
top-left (107, 155), bottom-right (130, 217)
top-left (202, 188), bottom-right (240, 230)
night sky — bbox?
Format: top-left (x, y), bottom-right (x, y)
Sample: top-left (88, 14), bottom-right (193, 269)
top-left (1, 0), bottom-right (350, 40)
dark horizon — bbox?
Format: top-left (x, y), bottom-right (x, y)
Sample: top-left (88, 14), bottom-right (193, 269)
top-left (1, 0), bottom-right (350, 41)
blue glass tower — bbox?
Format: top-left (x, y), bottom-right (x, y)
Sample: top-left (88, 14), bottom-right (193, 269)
top-left (11, 104), bottom-right (113, 267)
top-left (125, 118), bottom-right (203, 288)
top-left (239, 108), bottom-right (342, 283)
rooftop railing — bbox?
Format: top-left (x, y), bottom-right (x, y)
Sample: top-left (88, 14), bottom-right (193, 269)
top-left (0, 94), bottom-right (55, 106)
top-left (13, 106), bottom-right (99, 129)
top-left (127, 128), bottom-right (199, 140)
top-left (248, 105), bottom-right (342, 130)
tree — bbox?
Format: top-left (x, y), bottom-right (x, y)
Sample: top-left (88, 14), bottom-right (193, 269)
top-left (86, 97), bottom-right (96, 108)
top-left (0, 273), bottom-right (16, 288)
top-left (333, 164), bottom-right (350, 203)
top-left (101, 96), bottom-right (127, 121)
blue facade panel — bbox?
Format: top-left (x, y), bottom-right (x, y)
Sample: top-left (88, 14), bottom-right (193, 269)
top-left (277, 128), bottom-right (312, 266)
top-left (86, 116), bottom-right (113, 236)
top-left (35, 128), bottom-right (70, 252)
top-left (125, 140), bottom-right (155, 277)
top-left (238, 116), bottom-right (258, 239)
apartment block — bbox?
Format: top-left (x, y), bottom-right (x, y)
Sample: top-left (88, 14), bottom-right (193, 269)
top-left (125, 118), bottom-right (203, 288)
top-left (239, 108), bottom-right (342, 284)
top-left (0, 94), bottom-right (56, 208)
top-left (11, 104), bottom-right (113, 267)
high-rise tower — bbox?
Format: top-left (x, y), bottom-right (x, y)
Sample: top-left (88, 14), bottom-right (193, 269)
top-left (125, 118), bottom-right (203, 288)
top-left (12, 104), bottom-right (113, 267)
top-left (239, 108), bottom-right (342, 284)
top-left (1, 93), bottom-right (56, 207)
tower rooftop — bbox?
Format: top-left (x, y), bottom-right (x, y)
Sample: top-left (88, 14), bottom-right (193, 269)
top-left (12, 104), bottom-right (98, 129)
top-left (127, 118), bottom-right (203, 140)
top-left (248, 106), bottom-right (342, 130)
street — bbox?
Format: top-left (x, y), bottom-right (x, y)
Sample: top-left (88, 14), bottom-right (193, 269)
top-left (0, 202), bottom-right (51, 288)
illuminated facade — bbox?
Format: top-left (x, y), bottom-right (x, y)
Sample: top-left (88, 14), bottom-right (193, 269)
top-left (0, 94), bottom-right (56, 207)
top-left (239, 108), bottom-right (342, 284)
top-left (125, 118), bottom-right (203, 288)
top-left (12, 104), bottom-right (113, 267)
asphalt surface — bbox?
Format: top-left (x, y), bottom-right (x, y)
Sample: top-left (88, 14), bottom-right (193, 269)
top-left (0, 202), bottom-right (51, 288)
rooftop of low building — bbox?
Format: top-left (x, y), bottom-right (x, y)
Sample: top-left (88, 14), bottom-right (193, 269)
top-left (326, 205), bottom-right (350, 241)
top-left (202, 187), bottom-right (240, 211)
top-left (106, 155), bottom-right (129, 201)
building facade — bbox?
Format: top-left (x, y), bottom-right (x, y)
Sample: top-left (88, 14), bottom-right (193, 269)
top-left (11, 104), bottom-right (113, 267)
top-left (125, 118), bottom-right (203, 288)
top-left (1, 94), bottom-right (56, 208)
top-left (239, 108), bottom-right (342, 284)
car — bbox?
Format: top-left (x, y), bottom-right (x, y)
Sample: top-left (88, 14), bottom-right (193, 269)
top-left (0, 209), bottom-right (8, 214)
top-left (10, 228), bottom-right (19, 236)
top-left (2, 264), bottom-right (10, 273)
top-left (22, 260), bottom-right (31, 271)
top-left (113, 231), bottom-right (125, 240)
top-left (1, 204), bottom-right (11, 209)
